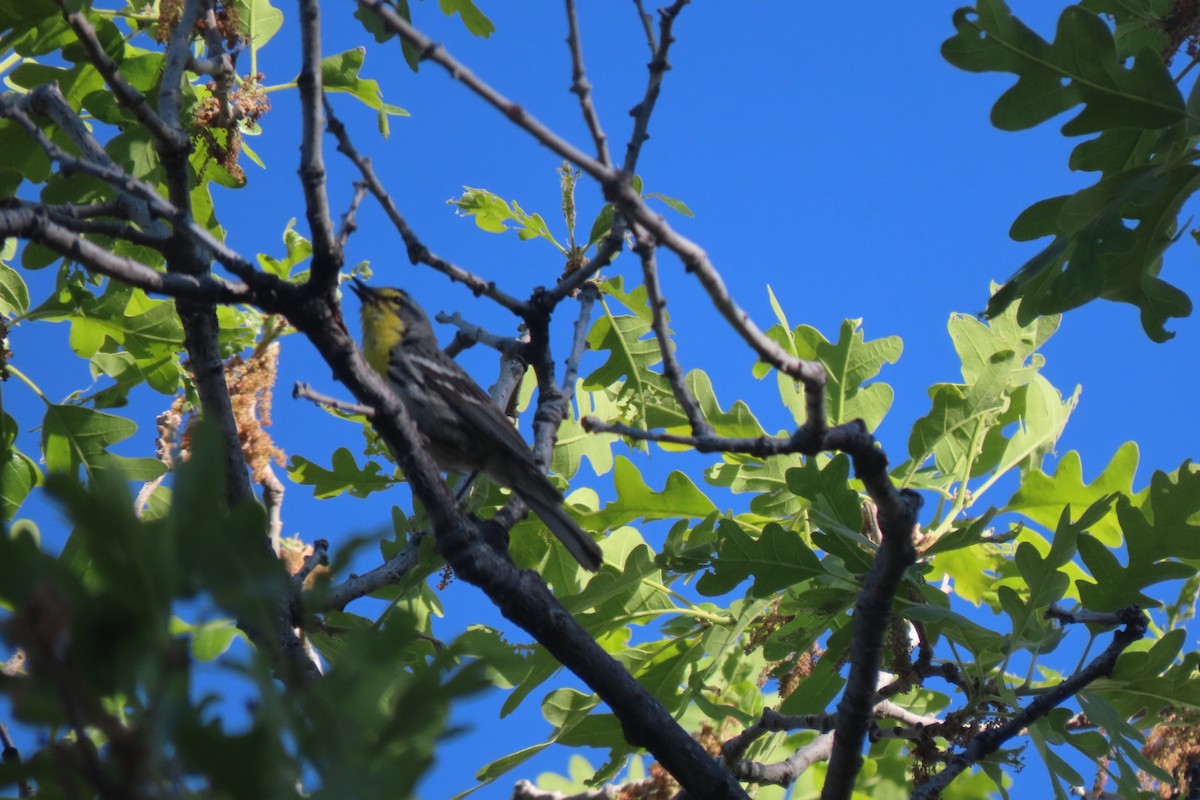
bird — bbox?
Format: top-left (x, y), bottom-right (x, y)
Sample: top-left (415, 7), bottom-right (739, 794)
top-left (350, 278), bottom-right (604, 572)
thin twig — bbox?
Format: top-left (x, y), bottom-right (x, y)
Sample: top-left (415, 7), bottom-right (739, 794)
top-left (323, 100), bottom-right (528, 314)
top-left (560, 282), bottom-right (598, 402)
top-left (632, 0), bottom-right (657, 55)
top-left (565, 0), bottom-right (612, 167)
top-left (545, 225), bottom-right (624, 303)
top-left (581, 417), bottom-right (800, 456)
top-left (293, 539), bottom-right (329, 585)
top-left (56, 1), bottom-right (187, 151)
top-left (911, 607), bottom-right (1148, 799)
top-left (1044, 604), bottom-right (1130, 628)
top-left (636, 230), bottom-right (710, 435)
top-left (434, 311), bottom-right (525, 357)
top-left (336, 181), bottom-right (370, 253)
top-left (292, 381), bottom-right (374, 417)
top-left (197, 3), bottom-right (237, 127)
top-left (354, 1), bottom-right (822, 387)
top-left (622, 0), bottom-right (691, 174)
top-left (40, 207), bottom-right (166, 247)
top-left (159, 0), bottom-right (204, 133)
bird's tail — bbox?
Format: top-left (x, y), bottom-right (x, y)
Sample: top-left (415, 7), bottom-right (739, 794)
top-left (517, 490), bottom-right (603, 572)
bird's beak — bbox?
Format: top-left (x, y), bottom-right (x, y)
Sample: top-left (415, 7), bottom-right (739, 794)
top-left (349, 276), bottom-right (372, 302)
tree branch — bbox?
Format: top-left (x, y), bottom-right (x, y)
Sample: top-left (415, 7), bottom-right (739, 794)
top-left (636, 230), bottom-right (710, 435)
top-left (354, 0), bottom-right (822, 388)
top-left (57, 1), bottom-right (188, 153)
top-left (911, 606), bottom-right (1149, 799)
top-left (323, 100), bottom-right (528, 314)
top-left (564, 0), bottom-right (612, 167)
top-left (0, 87), bottom-right (276, 291)
top-left (0, 205), bottom-right (255, 304)
top-left (622, 0), bottom-right (690, 174)
top-left (434, 311), bottom-right (525, 357)
top-left (316, 536), bottom-right (425, 612)
top-left (336, 181), bottom-right (370, 253)
top-left (560, 282), bottom-right (599, 400)
top-left (296, 0), bottom-right (340, 287)
top-left (632, 0), bottom-right (658, 57)
top-left (286, 283), bottom-right (750, 798)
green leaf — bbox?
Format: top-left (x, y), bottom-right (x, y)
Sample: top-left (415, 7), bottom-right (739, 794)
top-left (644, 191), bottom-right (694, 217)
top-left (988, 162), bottom-right (1197, 342)
top-left (696, 520), bottom-right (827, 597)
top-left (257, 218), bottom-right (313, 282)
top-left (553, 381), bottom-right (620, 479)
top-left (41, 403), bottom-right (167, 481)
top-left (575, 457), bottom-right (717, 533)
top-left (319, 47), bottom-right (409, 133)
top-left (0, 240), bottom-right (30, 315)
top-left (234, 0), bottom-right (284, 48)
top-left (1091, 650), bottom-right (1200, 722)
top-left (1077, 693), bottom-right (1173, 792)
top-left (778, 641), bottom-right (848, 714)
top-left (1077, 464), bottom-right (1200, 610)
top-left (663, 370), bottom-right (767, 445)
top-left (784, 454), bottom-right (863, 536)
top-left (706, 451), bottom-right (806, 519)
top-left (31, 282), bottom-right (184, 395)
top-left (905, 303), bottom-right (1065, 487)
top-left (171, 617), bottom-right (242, 662)
top-left (438, 0), bottom-right (495, 37)
top-left (586, 203), bottom-right (614, 248)
top-left (473, 690), bottom-right (603, 790)
top-left (1080, 0), bottom-right (1171, 58)
top-left (1015, 498), bottom-right (1108, 609)
top-left (945, 2), bottom-right (1195, 340)
top-left (901, 603), bottom-right (1009, 663)
top-left (583, 280), bottom-right (685, 432)
top-left (450, 187), bottom-right (563, 251)
top-left (0, 411), bottom-right (42, 520)
top-left (1008, 443), bottom-right (1145, 547)
top-left (757, 317), bottom-right (901, 429)
top-left (289, 448), bottom-right (394, 499)
top-left (943, 2), bottom-right (1184, 133)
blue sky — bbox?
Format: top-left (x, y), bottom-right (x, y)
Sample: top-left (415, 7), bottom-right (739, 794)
top-left (5, 1), bottom-right (1199, 797)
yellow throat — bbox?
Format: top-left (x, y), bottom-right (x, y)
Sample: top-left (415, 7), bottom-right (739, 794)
top-left (359, 299), bottom-right (403, 378)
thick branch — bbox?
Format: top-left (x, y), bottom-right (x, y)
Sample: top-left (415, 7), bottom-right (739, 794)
top-left (819, 433), bottom-right (920, 800)
top-left (159, 0), bottom-right (204, 132)
top-left (0, 87), bottom-right (276, 290)
top-left (288, 291), bottom-right (749, 800)
top-left (317, 538), bottom-right (424, 611)
top-left (0, 205), bottom-right (254, 304)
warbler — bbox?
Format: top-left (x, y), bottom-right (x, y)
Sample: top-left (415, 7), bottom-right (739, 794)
top-left (351, 278), bottom-right (603, 572)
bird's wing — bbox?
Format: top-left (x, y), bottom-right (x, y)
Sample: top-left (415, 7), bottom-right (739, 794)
top-left (402, 349), bottom-right (546, 472)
